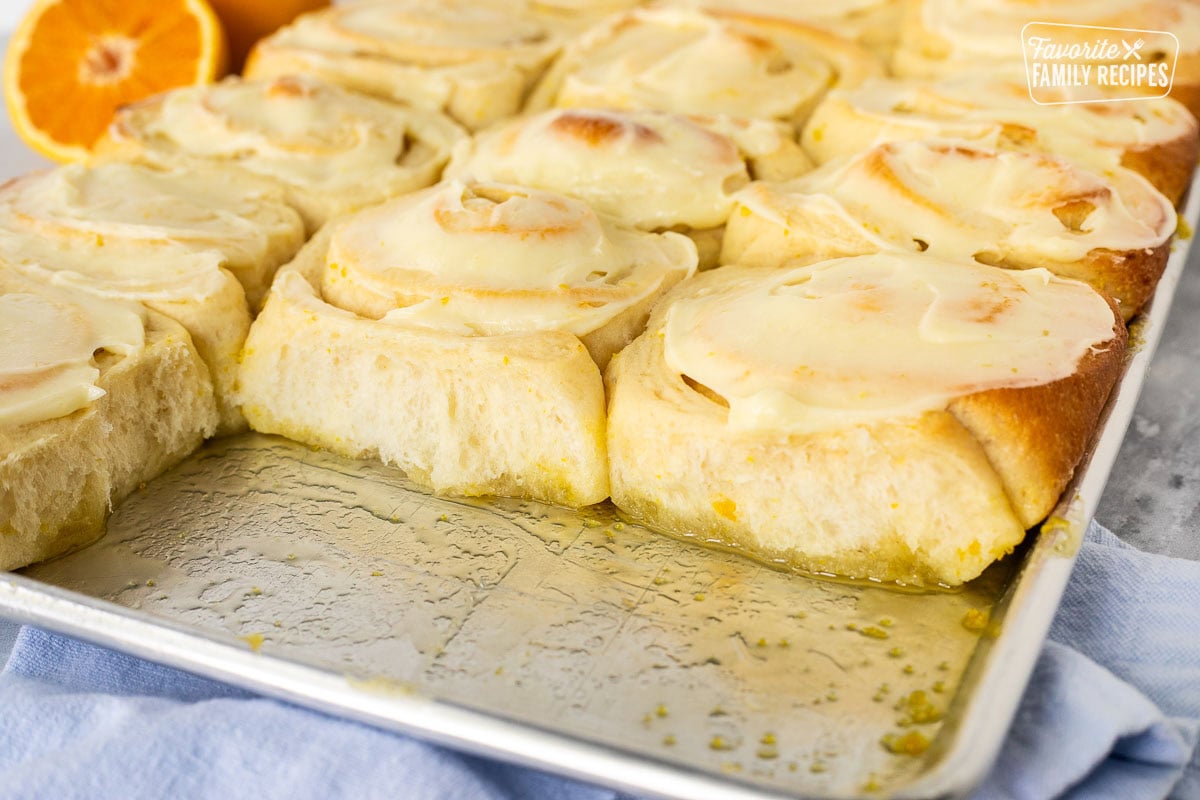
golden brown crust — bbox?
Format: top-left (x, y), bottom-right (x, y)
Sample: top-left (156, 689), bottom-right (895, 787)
top-left (949, 308), bottom-right (1127, 528)
top-left (1169, 76), bottom-right (1200, 125)
top-left (996, 241), bottom-right (1169, 322)
top-left (547, 110), bottom-right (667, 147)
top-left (1120, 127), bottom-right (1200, 207)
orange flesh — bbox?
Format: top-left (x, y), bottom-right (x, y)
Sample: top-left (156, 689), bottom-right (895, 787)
top-left (16, 0), bottom-right (205, 149)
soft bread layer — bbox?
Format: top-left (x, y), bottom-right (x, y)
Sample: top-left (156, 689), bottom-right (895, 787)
top-left (606, 263), bottom-right (1126, 586)
top-left (245, 0), bottom-right (573, 131)
top-left (527, 6), bottom-right (883, 131)
top-left (0, 303), bottom-right (218, 571)
top-left (97, 76), bottom-right (468, 232)
top-left (801, 77), bottom-right (1200, 206)
top-left (0, 164), bottom-right (306, 433)
top-left (722, 141), bottom-right (1175, 320)
top-left (238, 228), bottom-right (611, 507)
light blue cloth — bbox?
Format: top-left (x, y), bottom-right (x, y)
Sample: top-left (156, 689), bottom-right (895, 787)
top-left (0, 522), bottom-right (1196, 800)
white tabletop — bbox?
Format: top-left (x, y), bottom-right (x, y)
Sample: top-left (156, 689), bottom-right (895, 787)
top-left (0, 2), bottom-right (26, 33)
top-left (1, 12), bottom-right (52, 179)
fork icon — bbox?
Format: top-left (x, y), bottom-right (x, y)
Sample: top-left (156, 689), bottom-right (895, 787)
top-left (1122, 38), bottom-right (1145, 60)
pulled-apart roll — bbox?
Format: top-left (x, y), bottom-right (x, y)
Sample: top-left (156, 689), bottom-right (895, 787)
top-left (239, 180), bottom-right (698, 506)
top-left (606, 255), bottom-right (1126, 586)
top-left (447, 107), bottom-right (811, 266)
top-left (723, 140), bottom-right (1176, 320)
top-left (0, 163), bottom-right (306, 432)
top-left (892, 0), bottom-right (1200, 118)
top-left (96, 76), bottom-right (467, 231)
top-left (245, 0), bottom-right (574, 131)
top-left (0, 273), bottom-right (218, 571)
top-left (527, 7), bottom-right (883, 131)
top-left (802, 77), bottom-right (1200, 205)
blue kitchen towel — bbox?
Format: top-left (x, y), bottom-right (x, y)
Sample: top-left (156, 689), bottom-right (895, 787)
top-left (0, 521), bottom-right (1196, 800)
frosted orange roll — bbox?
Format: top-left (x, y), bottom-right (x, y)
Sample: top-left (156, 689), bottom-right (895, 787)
top-left (802, 76), bottom-right (1200, 205)
top-left (723, 140), bottom-right (1176, 320)
top-left (238, 180), bottom-right (698, 507)
top-left (661, 0), bottom-right (902, 56)
top-left (527, 6), bottom-right (883, 131)
top-left (0, 162), bottom-right (306, 432)
top-left (606, 255), bottom-right (1126, 586)
top-left (245, 0), bottom-right (575, 130)
top-left (0, 273), bottom-right (217, 571)
top-left (97, 76), bottom-right (467, 232)
top-left (892, 0), bottom-right (1200, 118)
top-left (447, 107), bottom-right (811, 267)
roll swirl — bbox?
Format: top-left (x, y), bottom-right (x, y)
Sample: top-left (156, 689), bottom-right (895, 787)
top-left (723, 140), bottom-right (1176, 319)
top-left (802, 76), bottom-right (1199, 205)
top-left (892, 0), bottom-right (1200, 118)
top-left (245, 0), bottom-right (574, 130)
top-left (447, 107), bottom-right (810, 266)
top-left (98, 76), bottom-right (467, 231)
top-left (662, 0), bottom-right (902, 55)
top-left (528, 6), bottom-right (883, 131)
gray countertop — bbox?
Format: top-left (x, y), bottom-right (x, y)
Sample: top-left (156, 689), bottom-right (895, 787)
top-left (1097, 242), bottom-right (1200, 561)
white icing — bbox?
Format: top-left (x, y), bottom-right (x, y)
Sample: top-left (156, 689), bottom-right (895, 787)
top-left (806, 77), bottom-right (1197, 168)
top-left (0, 287), bottom-right (145, 427)
top-left (118, 76), bottom-right (465, 196)
top-left (324, 180), bottom-right (697, 336)
top-left (448, 108), bottom-right (752, 229)
top-left (0, 163), bottom-right (299, 301)
top-left (549, 8), bottom-right (870, 121)
top-left (736, 140), bottom-right (1174, 263)
top-left (663, 254), bottom-right (1117, 434)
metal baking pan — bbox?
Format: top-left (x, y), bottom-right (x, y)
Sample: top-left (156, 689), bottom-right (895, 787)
top-left (2, 180), bottom-right (1197, 800)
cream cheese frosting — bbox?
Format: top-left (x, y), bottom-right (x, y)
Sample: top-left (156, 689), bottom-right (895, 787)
top-left (663, 254), bottom-right (1117, 435)
top-left (0, 285), bottom-right (145, 427)
top-left (666, 0), bottom-right (900, 47)
top-left (920, 0), bottom-right (1200, 57)
top-left (803, 76), bottom-right (1199, 170)
top-left (531, 7), bottom-right (881, 127)
top-left (108, 76), bottom-right (466, 205)
top-left (270, 0), bottom-right (559, 65)
top-left (0, 163), bottom-right (303, 302)
top-left (246, 0), bottom-right (571, 129)
top-left (448, 108), bottom-right (760, 230)
top-left (897, 0), bottom-right (1200, 78)
top-left (321, 180), bottom-right (698, 336)
top-left (732, 140), bottom-right (1174, 265)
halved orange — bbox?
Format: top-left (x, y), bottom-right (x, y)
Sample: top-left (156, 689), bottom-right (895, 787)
top-left (3, 0), bottom-right (227, 162)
